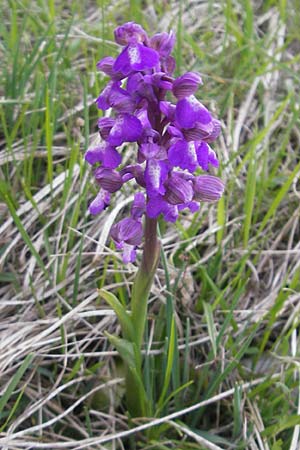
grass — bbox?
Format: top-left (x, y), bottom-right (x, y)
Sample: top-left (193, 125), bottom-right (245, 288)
top-left (1, 0), bottom-right (300, 448)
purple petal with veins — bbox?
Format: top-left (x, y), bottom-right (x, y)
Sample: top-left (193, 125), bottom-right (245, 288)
top-left (164, 174), bottom-right (193, 205)
top-left (193, 175), bottom-right (224, 202)
top-left (98, 118), bottom-right (115, 141)
top-left (94, 167), bottom-right (123, 192)
top-left (172, 72), bottom-right (202, 99)
top-left (150, 31), bottom-right (175, 58)
top-left (111, 217), bottom-right (143, 246)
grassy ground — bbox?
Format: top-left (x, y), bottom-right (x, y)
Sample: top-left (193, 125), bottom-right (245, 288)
top-left (1, 0), bottom-right (300, 448)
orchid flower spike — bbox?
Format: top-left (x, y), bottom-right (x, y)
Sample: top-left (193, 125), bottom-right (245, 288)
top-left (85, 22), bottom-right (224, 263)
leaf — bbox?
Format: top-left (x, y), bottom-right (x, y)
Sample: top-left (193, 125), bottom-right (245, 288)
top-left (98, 289), bottom-right (135, 341)
top-left (0, 353), bottom-right (34, 416)
top-left (157, 318), bottom-right (176, 411)
top-left (203, 302), bottom-right (217, 358)
top-left (105, 333), bottom-right (136, 369)
top-left (262, 415), bottom-right (300, 438)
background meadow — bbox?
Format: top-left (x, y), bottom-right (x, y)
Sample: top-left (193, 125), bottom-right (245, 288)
top-left (1, 0), bottom-right (300, 448)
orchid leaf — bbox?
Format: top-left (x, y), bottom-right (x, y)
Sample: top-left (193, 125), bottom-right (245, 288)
top-left (98, 289), bottom-right (134, 341)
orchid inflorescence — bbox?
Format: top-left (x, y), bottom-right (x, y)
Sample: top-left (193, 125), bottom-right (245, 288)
top-left (85, 22), bottom-right (224, 263)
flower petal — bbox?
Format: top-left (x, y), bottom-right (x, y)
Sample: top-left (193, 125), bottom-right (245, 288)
top-left (122, 244), bottom-right (137, 263)
top-left (85, 142), bottom-right (121, 168)
top-left (146, 195), bottom-right (178, 222)
top-left (150, 31), bottom-right (175, 58)
top-left (114, 22), bottom-right (147, 45)
top-left (164, 174), bottom-right (193, 205)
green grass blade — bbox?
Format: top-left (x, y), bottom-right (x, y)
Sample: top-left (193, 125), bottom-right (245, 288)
top-left (0, 353), bottom-right (34, 416)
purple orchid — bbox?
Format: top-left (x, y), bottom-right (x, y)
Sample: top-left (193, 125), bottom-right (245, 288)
top-left (85, 22), bottom-right (224, 263)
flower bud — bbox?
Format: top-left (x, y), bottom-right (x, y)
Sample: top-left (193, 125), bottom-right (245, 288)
top-left (164, 174), bottom-right (193, 205)
top-left (172, 72), bottom-right (202, 99)
top-left (114, 22), bottom-right (147, 45)
top-left (94, 168), bottom-right (123, 193)
top-left (193, 175), bottom-right (224, 202)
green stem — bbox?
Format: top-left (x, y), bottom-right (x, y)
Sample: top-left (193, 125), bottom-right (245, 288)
top-left (131, 216), bottom-right (161, 350)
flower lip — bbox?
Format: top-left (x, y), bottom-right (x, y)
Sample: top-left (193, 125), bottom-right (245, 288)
top-left (108, 113), bottom-right (143, 146)
top-left (113, 43), bottom-right (159, 76)
top-left (89, 189), bottom-right (110, 215)
top-left (176, 95), bottom-right (212, 129)
top-left (84, 142), bottom-right (121, 169)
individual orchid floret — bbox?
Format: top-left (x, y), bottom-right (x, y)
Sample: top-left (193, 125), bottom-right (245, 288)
top-left (175, 95), bottom-right (212, 129)
top-left (150, 31), bottom-right (176, 58)
top-left (114, 22), bottom-right (147, 45)
top-left (110, 217), bottom-right (143, 263)
top-left (193, 175), bottom-right (225, 202)
top-left (94, 167), bottom-right (123, 192)
top-left (164, 173), bottom-right (194, 205)
top-left (85, 142), bottom-right (121, 169)
top-left (96, 82), bottom-right (135, 113)
top-left (107, 114), bottom-right (143, 146)
top-left (172, 72), bottom-right (203, 99)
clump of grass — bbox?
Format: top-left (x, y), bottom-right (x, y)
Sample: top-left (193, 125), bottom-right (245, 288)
top-left (1, 0), bottom-right (300, 449)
